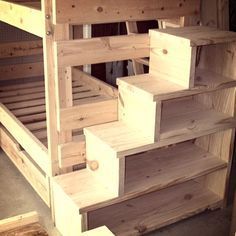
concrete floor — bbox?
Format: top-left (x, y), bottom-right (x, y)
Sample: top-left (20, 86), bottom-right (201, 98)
top-left (0, 149), bottom-right (233, 236)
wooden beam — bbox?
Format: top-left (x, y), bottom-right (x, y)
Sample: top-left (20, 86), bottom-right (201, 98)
top-left (52, 0), bottom-right (200, 24)
top-left (56, 34), bottom-right (150, 67)
top-left (0, 40), bottom-right (43, 59)
top-left (0, 62), bottom-right (44, 81)
top-left (0, 0), bottom-right (44, 37)
top-left (0, 212), bottom-right (39, 233)
top-left (58, 135), bottom-right (86, 168)
top-left (59, 99), bottom-right (118, 131)
top-left (0, 104), bottom-right (49, 175)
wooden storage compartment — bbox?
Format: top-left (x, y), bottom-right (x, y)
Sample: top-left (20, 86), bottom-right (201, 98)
top-left (88, 179), bottom-right (223, 235)
top-left (160, 88), bottom-right (236, 140)
top-left (124, 141), bottom-right (227, 196)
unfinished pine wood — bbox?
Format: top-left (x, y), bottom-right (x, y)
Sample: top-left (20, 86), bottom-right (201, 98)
top-left (0, 211), bottom-right (48, 235)
top-left (88, 181), bottom-right (222, 236)
top-left (161, 95), bottom-right (236, 140)
top-left (82, 226), bottom-right (114, 236)
top-left (0, 0), bottom-right (44, 37)
top-left (55, 34), bottom-right (150, 67)
top-left (0, 126), bottom-right (50, 206)
top-left (117, 70), bottom-right (236, 102)
top-left (125, 141), bottom-right (227, 196)
top-left (0, 62), bottom-right (44, 81)
top-left (0, 40), bottom-right (43, 59)
top-left (53, 0), bottom-right (200, 24)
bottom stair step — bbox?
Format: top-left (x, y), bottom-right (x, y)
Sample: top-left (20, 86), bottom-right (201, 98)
top-left (88, 180), bottom-right (222, 236)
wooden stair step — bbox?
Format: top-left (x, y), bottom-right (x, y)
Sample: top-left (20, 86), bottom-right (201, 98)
top-left (88, 180), bottom-right (222, 235)
top-left (117, 69), bottom-right (236, 102)
top-left (53, 141), bottom-right (226, 215)
top-left (53, 169), bottom-right (117, 214)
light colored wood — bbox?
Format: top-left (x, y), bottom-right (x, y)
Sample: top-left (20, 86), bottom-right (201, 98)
top-left (60, 99), bottom-right (117, 132)
top-left (161, 95), bottom-right (236, 140)
top-left (113, 70), bottom-right (236, 102)
top-left (0, 126), bottom-right (50, 205)
top-left (0, 0), bottom-right (44, 37)
top-left (55, 34), bottom-right (150, 67)
top-left (88, 181), bottom-right (222, 236)
top-left (53, 0), bottom-right (200, 24)
top-left (73, 68), bottom-right (118, 98)
top-left (0, 62), bottom-right (44, 81)
top-left (86, 132), bottom-right (125, 196)
top-left (82, 226), bottom-right (114, 236)
top-left (125, 21), bottom-right (144, 75)
top-left (118, 87), bottom-right (158, 142)
top-left (0, 104), bottom-right (49, 175)
top-left (53, 169), bottom-right (116, 215)
top-left (58, 135), bottom-right (86, 168)
top-left (0, 212), bottom-right (39, 233)
top-left (0, 40), bottom-right (43, 59)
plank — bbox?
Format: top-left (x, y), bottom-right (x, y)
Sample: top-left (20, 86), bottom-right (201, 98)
top-left (53, 0), bottom-right (200, 24)
top-left (0, 212), bottom-right (39, 233)
top-left (153, 26), bottom-right (236, 47)
top-left (117, 70), bottom-right (236, 102)
top-left (0, 0), bottom-right (44, 37)
top-left (0, 104), bottom-right (49, 174)
top-left (160, 97), bottom-right (236, 140)
top-left (0, 40), bottom-right (43, 59)
top-left (125, 142), bottom-right (227, 195)
top-left (60, 99), bottom-right (118, 131)
top-left (0, 62), bottom-right (44, 81)
top-left (88, 181), bottom-right (221, 236)
top-left (55, 34), bottom-right (150, 67)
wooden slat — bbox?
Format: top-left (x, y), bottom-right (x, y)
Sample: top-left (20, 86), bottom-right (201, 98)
top-left (53, 0), bottom-right (200, 24)
top-left (0, 0), bottom-right (44, 37)
top-left (0, 127), bottom-right (50, 205)
top-left (0, 40), bottom-right (43, 59)
top-left (58, 135), bottom-right (86, 168)
top-left (0, 212), bottom-right (39, 233)
top-left (56, 34), bottom-right (150, 67)
top-left (60, 99), bottom-right (118, 131)
top-left (0, 62), bottom-right (44, 81)
top-left (0, 104), bottom-right (49, 174)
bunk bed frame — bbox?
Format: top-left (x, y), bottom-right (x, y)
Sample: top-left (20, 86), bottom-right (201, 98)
top-left (0, 0), bottom-right (232, 235)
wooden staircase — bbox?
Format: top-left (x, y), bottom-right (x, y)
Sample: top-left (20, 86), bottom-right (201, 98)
top-left (52, 26), bottom-right (236, 235)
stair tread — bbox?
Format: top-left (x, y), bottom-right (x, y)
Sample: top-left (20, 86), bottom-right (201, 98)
top-left (84, 121), bottom-right (155, 157)
top-left (89, 180), bottom-right (221, 235)
top-left (53, 169), bottom-right (116, 213)
top-left (117, 69), bottom-right (236, 102)
top-left (151, 26), bottom-right (236, 47)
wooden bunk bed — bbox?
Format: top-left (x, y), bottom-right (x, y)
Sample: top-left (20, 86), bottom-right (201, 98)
top-left (0, 0), bottom-right (234, 235)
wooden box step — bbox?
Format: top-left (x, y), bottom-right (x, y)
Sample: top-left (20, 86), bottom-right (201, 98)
top-left (117, 70), bottom-right (236, 102)
top-left (118, 76), bottom-right (236, 141)
top-left (53, 139), bottom-right (227, 215)
top-left (149, 26), bottom-right (236, 88)
top-left (88, 180), bottom-right (222, 236)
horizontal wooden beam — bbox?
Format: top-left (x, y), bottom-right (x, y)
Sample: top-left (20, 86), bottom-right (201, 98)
top-left (58, 135), bottom-right (86, 168)
top-left (0, 40), bottom-right (43, 59)
top-left (53, 0), bottom-right (200, 24)
top-left (60, 99), bottom-right (118, 131)
top-left (0, 104), bottom-right (49, 175)
top-left (0, 0), bottom-right (44, 37)
top-left (0, 62), bottom-right (44, 81)
top-left (73, 68), bottom-right (118, 98)
top-left (56, 34), bottom-right (150, 67)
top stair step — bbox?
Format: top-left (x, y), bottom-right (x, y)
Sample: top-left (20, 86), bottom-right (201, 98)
top-left (153, 26), bottom-right (236, 47)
